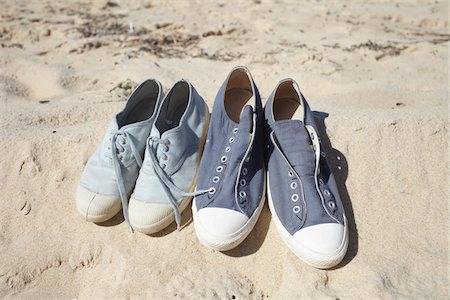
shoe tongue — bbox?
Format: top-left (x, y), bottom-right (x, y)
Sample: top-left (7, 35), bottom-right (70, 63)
top-left (228, 105), bottom-right (253, 162)
top-left (112, 118), bottom-right (120, 130)
top-left (272, 120), bottom-right (315, 174)
top-left (238, 105), bottom-right (253, 134)
top-left (150, 125), bottom-right (161, 138)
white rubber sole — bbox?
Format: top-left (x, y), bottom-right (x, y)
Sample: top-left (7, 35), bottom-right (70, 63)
top-left (129, 195), bottom-right (193, 234)
top-left (192, 173), bottom-right (266, 251)
top-left (267, 173), bottom-right (348, 269)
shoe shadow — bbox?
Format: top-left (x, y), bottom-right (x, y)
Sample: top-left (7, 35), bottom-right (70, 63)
top-left (95, 208), bottom-right (193, 236)
top-left (96, 211), bottom-right (124, 227)
top-left (222, 201), bottom-right (271, 257)
top-left (95, 206), bottom-right (194, 235)
top-left (148, 208), bottom-right (194, 237)
top-left (313, 111), bottom-right (358, 269)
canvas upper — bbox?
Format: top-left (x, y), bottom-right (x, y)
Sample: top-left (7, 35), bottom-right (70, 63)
top-left (195, 67), bottom-right (265, 217)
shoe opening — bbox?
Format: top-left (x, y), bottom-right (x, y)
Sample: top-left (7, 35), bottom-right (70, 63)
top-left (273, 80), bottom-right (304, 122)
top-left (224, 69), bottom-right (254, 123)
top-left (156, 81), bottom-right (190, 133)
top-left (117, 80), bottom-right (160, 127)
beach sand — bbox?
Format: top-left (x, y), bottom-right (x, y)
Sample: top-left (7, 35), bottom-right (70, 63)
top-left (0, 0), bottom-right (448, 298)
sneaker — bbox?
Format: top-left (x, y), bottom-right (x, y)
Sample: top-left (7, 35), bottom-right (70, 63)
top-left (76, 79), bottom-right (164, 225)
top-left (192, 66), bottom-right (266, 251)
top-left (265, 78), bottom-right (348, 269)
top-left (128, 80), bottom-right (210, 234)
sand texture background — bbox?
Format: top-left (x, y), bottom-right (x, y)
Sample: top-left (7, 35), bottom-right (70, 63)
top-left (0, 0), bottom-right (448, 299)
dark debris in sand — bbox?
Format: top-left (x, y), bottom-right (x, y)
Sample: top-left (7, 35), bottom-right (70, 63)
top-left (344, 40), bottom-right (407, 60)
top-left (55, 6), bottom-right (242, 61)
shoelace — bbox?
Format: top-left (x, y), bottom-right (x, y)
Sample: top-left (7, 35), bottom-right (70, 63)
top-left (110, 130), bottom-right (142, 233)
top-left (147, 136), bottom-right (212, 229)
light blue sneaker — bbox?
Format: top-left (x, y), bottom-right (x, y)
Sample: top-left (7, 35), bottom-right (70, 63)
top-left (265, 79), bottom-right (348, 269)
top-left (76, 79), bottom-right (164, 225)
top-left (192, 67), bottom-right (266, 251)
top-left (128, 80), bottom-right (210, 234)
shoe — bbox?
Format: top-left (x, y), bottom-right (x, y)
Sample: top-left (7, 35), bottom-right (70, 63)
top-left (128, 80), bottom-right (210, 234)
top-left (264, 78), bottom-right (348, 269)
top-left (192, 66), bottom-right (266, 251)
top-left (76, 79), bottom-right (164, 224)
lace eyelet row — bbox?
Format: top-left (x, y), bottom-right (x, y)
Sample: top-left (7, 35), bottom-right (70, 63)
top-left (209, 127), bottom-right (238, 195)
top-left (239, 166), bottom-right (248, 201)
top-left (288, 169), bottom-right (300, 214)
top-left (319, 178), bottom-right (336, 212)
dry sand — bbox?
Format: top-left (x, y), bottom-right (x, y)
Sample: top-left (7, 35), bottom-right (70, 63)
top-left (0, 0), bottom-right (448, 299)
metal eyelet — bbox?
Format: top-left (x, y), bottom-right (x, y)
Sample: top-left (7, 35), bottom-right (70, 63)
top-left (233, 127), bottom-right (238, 133)
top-left (221, 156), bottom-right (227, 163)
top-left (321, 151), bottom-right (326, 157)
top-left (225, 146), bottom-right (231, 153)
top-left (291, 194), bottom-right (299, 202)
top-left (318, 179), bottom-right (324, 185)
top-left (239, 191), bottom-right (247, 198)
top-left (328, 201), bottom-right (335, 209)
top-left (324, 190), bottom-right (331, 197)
top-left (242, 167), bottom-right (248, 175)
top-left (288, 170), bottom-right (294, 177)
top-left (240, 179), bottom-right (246, 186)
top-left (229, 137), bottom-right (235, 143)
top-left (293, 206), bottom-right (300, 213)
top-left (290, 182), bottom-right (297, 189)
top-left (216, 166), bottom-right (224, 172)
top-left (213, 176), bottom-right (220, 183)
top-left (209, 187), bottom-right (216, 194)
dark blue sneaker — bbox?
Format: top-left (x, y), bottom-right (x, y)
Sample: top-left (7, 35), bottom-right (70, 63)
top-left (192, 66), bottom-right (266, 251)
top-left (265, 79), bottom-right (348, 269)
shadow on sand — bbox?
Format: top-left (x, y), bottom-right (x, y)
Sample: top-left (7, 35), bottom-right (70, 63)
top-left (313, 111), bottom-right (358, 269)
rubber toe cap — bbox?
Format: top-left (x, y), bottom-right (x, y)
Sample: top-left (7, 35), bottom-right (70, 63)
top-left (197, 207), bottom-right (249, 236)
top-left (76, 185), bottom-right (121, 222)
top-left (128, 198), bottom-right (174, 234)
top-left (293, 223), bottom-right (345, 254)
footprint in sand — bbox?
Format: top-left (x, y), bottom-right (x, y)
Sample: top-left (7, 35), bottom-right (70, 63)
top-left (18, 155), bottom-right (41, 176)
top-left (0, 75), bottom-right (30, 99)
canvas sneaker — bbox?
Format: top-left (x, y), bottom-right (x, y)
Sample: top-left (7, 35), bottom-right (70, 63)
top-left (128, 80), bottom-right (210, 234)
top-left (192, 66), bottom-right (266, 251)
top-left (265, 78), bottom-right (348, 269)
top-left (76, 79), bottom-right (164, 225)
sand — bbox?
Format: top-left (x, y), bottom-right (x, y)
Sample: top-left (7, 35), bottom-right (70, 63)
top-left (0, 0), bottom-right (448, 298)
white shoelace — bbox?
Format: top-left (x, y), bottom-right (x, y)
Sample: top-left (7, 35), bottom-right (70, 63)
top-left (147, 136), bottom-right (212, 229)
